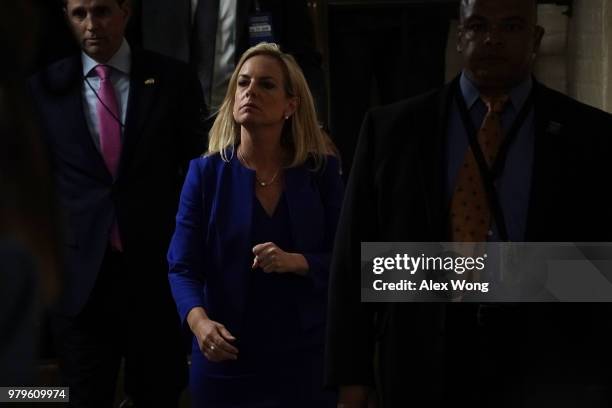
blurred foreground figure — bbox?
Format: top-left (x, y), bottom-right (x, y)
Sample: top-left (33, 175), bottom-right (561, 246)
top-left (0, 0), bottom-right (60, 387)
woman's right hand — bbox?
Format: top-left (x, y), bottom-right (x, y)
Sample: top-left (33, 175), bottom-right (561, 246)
top-left (187, 307), bottom-right (239, 362)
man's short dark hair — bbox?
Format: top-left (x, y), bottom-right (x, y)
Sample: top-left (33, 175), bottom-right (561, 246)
top-left (459, 0), bottom-right (538, 22)
top-left (61, 0), bottom-right (126, 8)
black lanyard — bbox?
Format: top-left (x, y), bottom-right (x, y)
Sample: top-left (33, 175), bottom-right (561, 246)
top-left (454, 80), bottom-right (534, 242)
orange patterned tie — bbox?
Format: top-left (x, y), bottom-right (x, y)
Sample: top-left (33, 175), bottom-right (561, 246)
top-left (450, 95), bottom-right (508, 242)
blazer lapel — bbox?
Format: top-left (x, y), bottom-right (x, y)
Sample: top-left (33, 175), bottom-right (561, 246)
top-left (223, 154), bottom-right (254, 264)
top-left (119, 50), bottom-right (159, 178)
top-left (55, 56), bottom-right (112, 183)
top-left (418, 80), bottom-right (455, 240)
top-left (213, 154), bottom-right (254, 330)
top-left (525, 80), bottom-right (563, 240)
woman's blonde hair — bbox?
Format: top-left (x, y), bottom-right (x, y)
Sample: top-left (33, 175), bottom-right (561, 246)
top-left (208, 42), bottom-right (335, 169)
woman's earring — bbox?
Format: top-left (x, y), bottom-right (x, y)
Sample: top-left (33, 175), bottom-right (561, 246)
top-left (284, 115), bottom-right (290, 120)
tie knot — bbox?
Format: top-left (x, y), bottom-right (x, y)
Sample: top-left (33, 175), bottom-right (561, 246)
top-left (482, 95), bottom-right (509, 114)
top-left (94, 64), bottom-right (112, 80)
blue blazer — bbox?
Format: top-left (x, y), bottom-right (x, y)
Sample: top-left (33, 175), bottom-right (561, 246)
top-left (168, 152), bottom-right (344, 335)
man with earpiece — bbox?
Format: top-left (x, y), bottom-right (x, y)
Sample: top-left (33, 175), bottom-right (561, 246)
top-left (326, 0), bottom-right (612, 407)
top-left (28, 0), bottom-right (207, 406)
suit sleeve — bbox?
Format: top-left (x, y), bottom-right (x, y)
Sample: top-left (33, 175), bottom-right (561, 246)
top-left (167, 159), bottom-right (207, 326)
top-left (302, 156), bottom-right (345, 293)
top-left (325, 112), bottom-right (379, 387)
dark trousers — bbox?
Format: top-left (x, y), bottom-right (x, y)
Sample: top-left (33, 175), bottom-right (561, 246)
top-left (52, 248), bottom-right (188, 408)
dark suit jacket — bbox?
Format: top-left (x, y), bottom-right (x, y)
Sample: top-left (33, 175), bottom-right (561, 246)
top-left (325, 78), bottom-right (612, 406)
top-left (28, 48), bottom-right (206, 317)
top-left (140, 0), bottom-right (327, 123)
top-left (168, 153), bottom-right (344, 336)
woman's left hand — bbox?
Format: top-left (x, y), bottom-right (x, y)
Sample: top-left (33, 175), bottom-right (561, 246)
top-left (252, 242), bottom-right (309, 275)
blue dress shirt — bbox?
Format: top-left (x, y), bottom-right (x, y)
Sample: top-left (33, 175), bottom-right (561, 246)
top-left (446, 72), bottom-right (535, 241)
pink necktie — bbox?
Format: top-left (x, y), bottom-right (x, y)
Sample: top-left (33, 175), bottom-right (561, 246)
top-left (94, 64), bottom-right (123, 252)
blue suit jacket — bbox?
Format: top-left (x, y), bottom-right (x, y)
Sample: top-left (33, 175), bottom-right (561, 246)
top-left (28, 49), bottom-right (206, 316)
top-left (168, 152), bottom-right (344, 336)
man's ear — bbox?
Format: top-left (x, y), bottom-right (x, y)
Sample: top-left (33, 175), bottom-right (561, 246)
top-left (533, 25), bottom-right (545, 55)
top-left (63, 5), bottom-right (75, 32)
top-left (456, 27), bottom-right (464, 54)
top-left (120, 0), bottom-right (132, 20)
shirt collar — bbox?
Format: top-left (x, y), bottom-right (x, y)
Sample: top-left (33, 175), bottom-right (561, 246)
top-left (82, 38), bottom-right (132, 77)
top-left (459, 70), bottom-right (532, 113)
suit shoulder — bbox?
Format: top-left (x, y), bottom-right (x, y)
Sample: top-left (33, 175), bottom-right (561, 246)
top-left (189, 152), bottom-right (228, 174)
top-left (538, 83), bottom-right (612, 123)
top-left (135, 49), bottom-right (201, 94)
top-left (136, 49), bottom-right (192, 73)
top-left (29, 55), bottom-right (80, 93)
top-left (361, 87), bottom-right (445, 146)
top-left (353, 86), bottom-right (449, 167)
top-left (367, 87), bottom-right (444, 124)
top-left (30, 55), bottom-right (78, 79)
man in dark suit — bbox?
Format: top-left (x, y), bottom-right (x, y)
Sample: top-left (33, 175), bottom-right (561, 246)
top-left (326, 0), bottom-right (612, 407)
top-left (28, 0), bottom-right (206, 406)
top-left (137, 0), bottom-right (326, 123)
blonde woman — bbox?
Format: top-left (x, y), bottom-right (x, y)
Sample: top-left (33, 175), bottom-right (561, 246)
top-left (168, 43), bottom-right (343, 407)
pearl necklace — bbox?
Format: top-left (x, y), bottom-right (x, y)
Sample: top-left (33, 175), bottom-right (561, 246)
top-left (238, 149), bottom-right (280, 187)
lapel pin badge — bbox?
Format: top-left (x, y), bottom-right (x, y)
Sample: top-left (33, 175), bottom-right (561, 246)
top-left (144, 78), bottom-right (156, 85)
